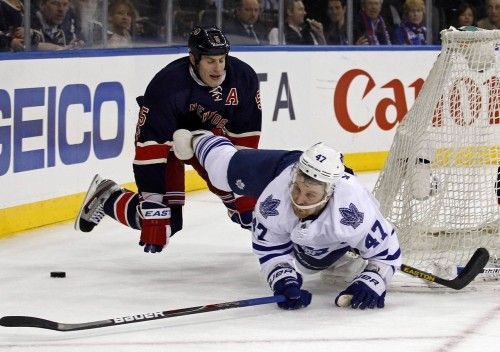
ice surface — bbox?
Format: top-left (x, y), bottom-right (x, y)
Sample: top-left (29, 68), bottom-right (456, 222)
top-left (0, 173), bottom-right (498, 351)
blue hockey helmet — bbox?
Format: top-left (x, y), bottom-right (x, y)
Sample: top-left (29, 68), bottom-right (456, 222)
top-left (188, 26), bottom-right (230, 62)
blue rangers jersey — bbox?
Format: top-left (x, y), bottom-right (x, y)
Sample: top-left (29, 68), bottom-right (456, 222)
top-left (133, 55), bottom-right (262, 201)
top-left (252, 165), bottom-right (402, 286)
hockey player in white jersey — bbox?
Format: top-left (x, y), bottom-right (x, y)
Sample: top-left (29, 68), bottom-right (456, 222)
top-left (173, 129), bottom-right (402, 310)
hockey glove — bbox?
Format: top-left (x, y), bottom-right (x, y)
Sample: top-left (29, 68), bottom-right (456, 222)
top-left (335, 270), bottom-right (386, 309)
top-left (138, 201), bottom-right (171, 253)
top-left (228, 208), bottom-right (253, 230)
top-left (269, 264), bottom-right (312, 310)
top-left (227, 196), bottom-right (255, 230)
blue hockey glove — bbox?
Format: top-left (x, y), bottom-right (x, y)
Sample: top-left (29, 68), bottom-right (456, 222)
top-left (138, 201), bottom-right (171, 253)
top-left (335, 270), bottom-right (386, 309)
top-left (269, 264), bottom-right (312, 310)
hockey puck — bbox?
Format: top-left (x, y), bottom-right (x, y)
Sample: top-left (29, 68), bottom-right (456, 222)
top-left (50, 271), bottom-right (66, 278)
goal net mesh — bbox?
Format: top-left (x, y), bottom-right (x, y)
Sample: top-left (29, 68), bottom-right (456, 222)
top-left (373, 28), bottom-right (500, 274)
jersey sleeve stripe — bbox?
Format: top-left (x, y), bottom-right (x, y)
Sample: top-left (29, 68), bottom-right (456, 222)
top-left (225, 131), bottom-right (261, 138)
top-left (114, 191), bottom-right (135, 228)
top-left (197, 137), bottom-right (235, 166)
top-left (134, 143), bottom-right (171, 165)
top-left (133, 158), bottom-right (167, 165)
top-left (366, 248), bottom-right (402, 261)
top-left (252, 241), bottom-right (293, 252)
top-left (165, 191), bottom-right (185, 205)
top-left (384, 248), bottom-right (401, 261)
top-left (134, 143), bottom-right (171, 161)
top-left (227, 134), bottom-right (260, 149)
top-left (258, 248), bottom-right (294, 264)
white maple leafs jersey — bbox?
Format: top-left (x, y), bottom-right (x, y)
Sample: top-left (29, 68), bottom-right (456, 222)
top-left (252, 165), bottom-right (402, 285)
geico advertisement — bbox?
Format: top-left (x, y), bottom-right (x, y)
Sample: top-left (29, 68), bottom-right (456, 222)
top-left (0, 49), bottom-right (439, 208)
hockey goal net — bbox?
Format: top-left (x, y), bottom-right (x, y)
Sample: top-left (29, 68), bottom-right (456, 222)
top-left (373, 27), bottom-right (500, 276)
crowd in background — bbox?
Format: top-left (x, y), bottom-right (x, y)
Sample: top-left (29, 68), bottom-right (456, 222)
top-left (0, 0), bottom-right (499, 52)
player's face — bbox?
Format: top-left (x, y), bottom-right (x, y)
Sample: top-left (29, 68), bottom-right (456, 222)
top-left (196, 54), bottom-right (226, 88)
top-left (290, 175), bottom-right (327, 219)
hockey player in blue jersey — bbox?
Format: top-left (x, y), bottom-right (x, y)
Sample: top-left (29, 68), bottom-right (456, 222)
top-left (172, 129), bottom-right (402, 310)
top-left (75, 26), bottom-right (262, 253)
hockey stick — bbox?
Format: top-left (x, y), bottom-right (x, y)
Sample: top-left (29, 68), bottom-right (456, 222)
top-left (457, 267), bottom-right (500, 275)
top-left (400, 247), bottom-right (490, 289)
top-left (338, 248), bottom-right (489, 307)
top-left (0, 295), bottom-right (286, 332)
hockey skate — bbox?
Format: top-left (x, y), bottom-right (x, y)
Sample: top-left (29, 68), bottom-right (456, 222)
top-left (74, 174), bottom-right (121, 232)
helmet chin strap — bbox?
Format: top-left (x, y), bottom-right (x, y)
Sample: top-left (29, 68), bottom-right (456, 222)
top-left (290, 192), bottom-right (331, 210)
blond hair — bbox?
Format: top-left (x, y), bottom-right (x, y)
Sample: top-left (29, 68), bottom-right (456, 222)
top-left (404, 0), bottom-right (425, 14)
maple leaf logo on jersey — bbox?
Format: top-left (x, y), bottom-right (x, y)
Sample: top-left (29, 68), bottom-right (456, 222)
top-left (235, 179), bottom-right (245, 190)
top-left (259, 195), bottom-right (280, 218)
top-left (339, 203), bottom-right (364, 229)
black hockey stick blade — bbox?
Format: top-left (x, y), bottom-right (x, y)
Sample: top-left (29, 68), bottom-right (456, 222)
top-left (0, 295), bottom-right (286, 332)
top-left (400, 247), bottom-right (490, 290)
top-left (457, 267), bottom-right (500, 275)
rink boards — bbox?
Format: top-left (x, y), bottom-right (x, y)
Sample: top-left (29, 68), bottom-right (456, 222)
top-left (0, 46), bottom-right (441, 236)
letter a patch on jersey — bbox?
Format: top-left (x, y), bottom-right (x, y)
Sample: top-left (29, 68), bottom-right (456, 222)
top-left (259, 194), bottom-right (280, 218)
top-left (339, 203), bottom-right (364, 229)
top-left (225, 88), bottom-right (239, 105)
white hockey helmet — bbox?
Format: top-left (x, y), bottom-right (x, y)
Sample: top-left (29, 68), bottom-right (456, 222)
top-left (290, 143), bottom-right (345, 210)
top-left (298, 142), bottom-right (344, 185)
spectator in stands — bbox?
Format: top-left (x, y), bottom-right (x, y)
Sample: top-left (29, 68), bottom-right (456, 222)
top-left (0, 0), bottom-right (25, 51)
top-left (71, 0), bottom-right (103, 48)
top-left (131, 0), bottom-right (163, 43)
top-left (354, 0), bottom-right (391, 45)
top-left (452, 1), bottom-right (477, 28)
top-left (268, 0), bottom-right (326, 45)
top-left (260, 0), bottom-right (279, 28)
top-left (393, 0), bottom-right (427, 45)
top-left (0, 1), bottom-right (11, 51)
top-left (31, 0), bottom-right (84, 50)
top-left (477, 0), bottom-right (500, 29)
top-left (261, 0), bottom-right (279, 12)
top-left (323, 0), bottom-right (348, 44)
top-left (224, 0), bottom-right (268, 44)
top-left (107, 0), bottom-right (136, 48)
top-left (303, 0), bottom-right (328, 26)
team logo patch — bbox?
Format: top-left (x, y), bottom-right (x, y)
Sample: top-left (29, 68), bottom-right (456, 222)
top-left (259, 194), bottom-right (280, 218)
top-left (209, 86), bottom-right (223, 101)
top-left (339, 203), bottom-right (364, 229)
top-left (235, 179), bottom-right (245, 190)
top-left (299, 245), bottom-right (329, 257)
